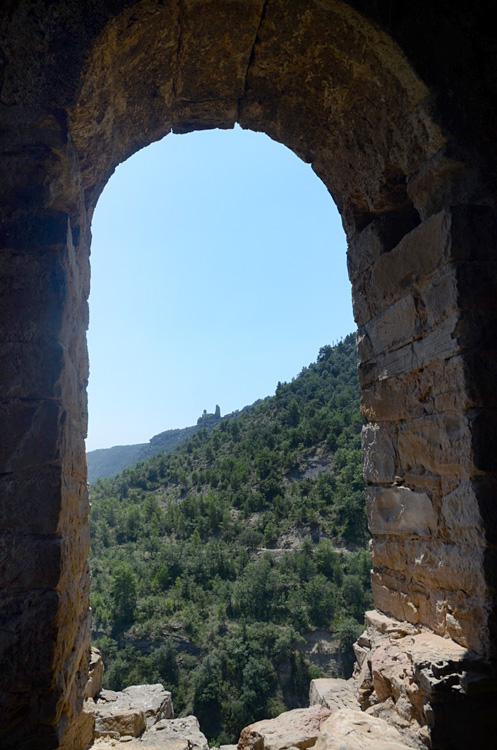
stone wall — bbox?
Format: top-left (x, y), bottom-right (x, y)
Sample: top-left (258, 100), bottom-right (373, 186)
top-left (0, 1), bottom-right (496, 747)
top-left (353, 206), bottom-right (497, 655)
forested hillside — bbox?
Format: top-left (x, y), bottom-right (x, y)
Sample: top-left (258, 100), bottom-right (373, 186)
top-left (89, 334), bottom-right (372, 744)
top-left (86, 424), bottom-right (201, 483)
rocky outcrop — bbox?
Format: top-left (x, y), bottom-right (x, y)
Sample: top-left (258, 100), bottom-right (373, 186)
top-left (237, 705), bottom-right (331, 750)
top-left (88, 684), bottom-right (173, 741)
top-left (2, 1), bottom-right (497, 746)
top-left (139, 716), bottom-right (209, 750)
top-left (309, 678), bottom-right (359, 713)
top-left (85, 648), bottom-right (105, 701)
top-left (353, 611), bottom-right (497, 749)
top-left (76, 678), bottom-right (209, 750)
top-left (92, 715), bottom-right (209, 750)
top-left (314, 709), bottom-right (417, 750)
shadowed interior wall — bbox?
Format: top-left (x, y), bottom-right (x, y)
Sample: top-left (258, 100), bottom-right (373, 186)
top-left (0, 1), bottom-right (496, 748)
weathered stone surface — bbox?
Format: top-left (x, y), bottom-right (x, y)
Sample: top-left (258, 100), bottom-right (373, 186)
top-left (309, 678), bottom-right (359, 712)
top-left (1, 1), bottom-right (497, 747)
top-left (84, 648), bottom-right (104, 700)
top-left (93, 708), bottom-right (146, 740)
top-left (58, 701), bottom-right (95, 750)
top-left (92, 715), bottom-right (207, 750)
top-left (353, 611), bottom-right (497, 748)
top-left (121, 684), bottom-right (174, 728)
top-left (238, 706), bottom-right (331, 750)
top-left (142, 716), bottom-right (208, 750)
top-left (397, 414), bottom-right (473, 478)
top-left (370, 538), bottom-right (487, 597)
top-left (89, 684), bottom-right (173, 739)
top-left (314, 710), bottom-right (417, 750)
top-left (366, 487), bottom-right (437, 537)
top-left (357, 311), bottom-right (460, 387)
top-left (362, 424), bottom-right (397, 484)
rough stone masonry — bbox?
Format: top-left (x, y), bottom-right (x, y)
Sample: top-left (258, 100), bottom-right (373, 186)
top-left (1, 1), bottom-right (496, 748)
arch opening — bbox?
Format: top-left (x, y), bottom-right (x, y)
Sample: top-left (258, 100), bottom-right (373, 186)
top-left (86, 125), bottom-right (354, 452)
top-left (1, 2), bottom-right (497, 748)
top-left (86, 126), bottom-right (365, 738)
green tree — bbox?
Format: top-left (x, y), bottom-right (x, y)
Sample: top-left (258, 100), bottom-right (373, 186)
top-left (110, 562), bottom-right (137, 622)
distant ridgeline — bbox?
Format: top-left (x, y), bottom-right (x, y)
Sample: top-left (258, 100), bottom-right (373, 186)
top-left (87, 406), bottom-right (222, 483)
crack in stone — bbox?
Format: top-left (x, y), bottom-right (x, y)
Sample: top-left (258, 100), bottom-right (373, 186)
top-left (172, 0), bottom-right (184, 102)
top-left (237, 0), bottom-right (268, 123)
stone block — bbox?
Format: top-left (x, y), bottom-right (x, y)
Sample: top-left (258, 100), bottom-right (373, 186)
top-left (370, 574), bottom-right (421, 627)
top-left (353, 642), bottom-right (369, 668)
top-left (176, 0), bottom-right (265, 104)
top-left (0, 399), bottom-right (61, 473)
top-left (0, 533), bottom-right (62, 589)
top-left (90, 684), bottom-right (173, 742)
top-left (0, 251), bottom-right (67, 343)
top-left (347, 219), bottom-right (386, 283)
top-left (350, 211), bottom-right (451, 324)
top-left (439, 480), bottom-right (486, 546)
top-left (366, 486), bottom-right (437, 537)
top-left (0, 466), bottom-right (62, 534)
top-left (84, 648), bottom-right (104, 700)
top-left (0, 589), bottom-right (59, 692)
top-left (122, 684), bottom-right (174, 727)
top-left (364, 295), bottom-right (417, 357)
top-left (372, 212), bottom-right (449, 301)
top-left (309, 679), bottom-right (359, 711)
top-left (358, 311), bottom-right (460, 386)
top-left (94, 708), bottom-right (146, 739)
top-left (238, 705), bottom-right (331, 750)
top-left (361, 355), bottom-right (472, 422)
top-left (397, 415), bottom-right (472, 478)
top-left (370, 640), bottom-right (410, 702)
top-left (371, 538), bottom-right (486, 596)
top-left (0, 340), bottom-right (65, 400)
top-left (314, 709), bottom-right (416, 750)
top-left (419, 264), bottom-right (458, 328)
top-left (362, 424), bottom-right (397, 484)
top-left (144, 716), bottom-right (208, 750)
top-left (58, 700), bottom-right (95, 750)
top-left (365, 611), bottom-right (419, 641)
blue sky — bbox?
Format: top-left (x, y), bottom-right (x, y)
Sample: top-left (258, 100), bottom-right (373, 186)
top-left (86, 125), bottom-right (355, 451)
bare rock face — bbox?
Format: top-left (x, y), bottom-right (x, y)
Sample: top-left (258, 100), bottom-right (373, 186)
top-left (91, 715), bottom-right (208, 750)
top-left (314, 709), bottom-right (418, 750)
top-left (237, 705), bottom-right (331, 750)
top-left (121, 685), bottom-right (174, 729)
top-left (84, 648), bottom-right (104, 701)
top-left (309, 678), bottom-right (359, 713)
top-left (353, 611), bottom-right (497, 749)
top-left (89, 684), bottom-right (173, 742)
top-left (140, 716), bottom-right (209, 750)
top-left (1, 1), bottom-right (497, 747)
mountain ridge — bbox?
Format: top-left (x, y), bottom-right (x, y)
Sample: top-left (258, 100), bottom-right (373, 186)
top-left (89, 334), bottom-right (371, 743)
top-left (87, 410), bottom-right (224, 483)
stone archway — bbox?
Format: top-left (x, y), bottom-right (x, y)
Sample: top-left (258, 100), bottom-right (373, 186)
top-left (1, 2), bottom-right (496, 748)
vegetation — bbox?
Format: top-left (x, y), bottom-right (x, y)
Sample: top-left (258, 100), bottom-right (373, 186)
top-left (86, 424), bottom-right (201, 483)
top-left (89, 334), bottom-right (372, 743)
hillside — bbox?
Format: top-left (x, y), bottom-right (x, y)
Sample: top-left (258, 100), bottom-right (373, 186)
top-left (87, 425), bottom-right (197, 483)
top-left (89, 334), bottom-right (372, 744)
top-left (87, 410), bottom-right (223, 483)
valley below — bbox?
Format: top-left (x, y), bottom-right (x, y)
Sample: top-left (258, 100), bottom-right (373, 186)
top-left (88, 335), bottom-right (372, 744)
